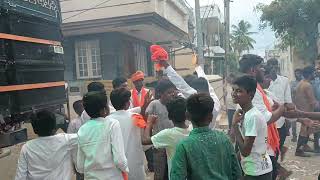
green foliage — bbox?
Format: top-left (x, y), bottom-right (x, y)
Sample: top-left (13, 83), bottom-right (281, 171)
top-left (231, 20), bottom-right (257, 56)
top-left (257, 0), bottom-right (320, 61)
top-left (227, 52), bottom-right (239, 74)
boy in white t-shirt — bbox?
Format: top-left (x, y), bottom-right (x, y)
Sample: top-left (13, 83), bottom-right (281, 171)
top-left (143, 96), bottom-right (192, 179)
top-left (15, 110), bottom-right (78, 180)
top-left (231, 75), bottom-right (273, 180)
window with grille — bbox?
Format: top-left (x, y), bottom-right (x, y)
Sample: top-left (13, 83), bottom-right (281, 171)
top-left (75, 40), bottom-right (102, 79)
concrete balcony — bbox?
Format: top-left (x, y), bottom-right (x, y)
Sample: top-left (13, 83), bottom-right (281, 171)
top-left (60, 0), bottom-right (190, 47)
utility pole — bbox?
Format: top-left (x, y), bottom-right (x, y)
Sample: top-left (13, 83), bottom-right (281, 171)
top-left (195, 0), bottom-right (205, 67)
top-left (223, 0), bottom-right (230, 112)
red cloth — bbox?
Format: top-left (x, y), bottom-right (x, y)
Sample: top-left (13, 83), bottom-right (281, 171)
top-left (257, 84), bottom-right (280, 154)
top-left (132, 87), bottom-right (147, 107)
top-left (122, 172), bottom-right (128, 180)
top-left (150, 45), bottom-right (168, 61)
top-left (132, 113), bottom-right (146, 128)
top-left (131, 71), bottom-right (144, 82)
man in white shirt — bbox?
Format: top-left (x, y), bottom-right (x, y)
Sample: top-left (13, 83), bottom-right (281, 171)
top-left (158, 60), bottom-right (221, 129)
top-left (267, 59), bottom-right (293, 161)
top-left (15, 110), bottom-right (78, 180)
top-left (109, 88), bottom-right (147, 180)
top-left (232, 75), bottom-right (273, 179)
top-left (80, 82), bottom-right (116, 124)
top-left (77, 91), bottom-right (128, 180)
top-left (239, 54), bottom-right (285, 180)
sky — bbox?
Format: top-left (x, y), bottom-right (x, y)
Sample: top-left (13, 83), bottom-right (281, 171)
top-left (186, 0), bottom-right (276, 56)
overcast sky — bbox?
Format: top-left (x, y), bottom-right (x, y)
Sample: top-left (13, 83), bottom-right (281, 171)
top-left (186, 0), bottom-right (276, 56)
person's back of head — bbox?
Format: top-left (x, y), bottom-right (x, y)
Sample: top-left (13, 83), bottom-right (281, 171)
top-left (186, 93), bottom-right (214, 127)
top-left (266, 58), bottom-right (279, 66)
top-left (190, 77), bottom-right (209, 93)
top-left (31, 110), bottom-right (56, 137)
top-left (83, 91), bottom-right (109, 119)
top-left (303, 66), bottom-right (315, 80)
top-left (112, 77), bottom-right (128, 89)
top-left (87, 82), bottom-right (106, 94)
top-left (110, 88), bottom-right (131, 111)
top-left (184, 74), bottom-right (197, 87)
top-left (294, 68), bottom-right (303, 81)
top-left (166, 96), bottom-right (187, 123)
top-left (239, 54), bottom-right (263, 73)
top-left (73, 100), bottom-right (84, 117)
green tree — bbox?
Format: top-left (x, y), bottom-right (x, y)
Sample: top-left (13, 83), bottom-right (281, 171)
top-left (227, 52), bottom-right (239, 74)
top-left (257, 0), bottom-right (320, 62)
top-left (231, 20), bottom-right (257, 56)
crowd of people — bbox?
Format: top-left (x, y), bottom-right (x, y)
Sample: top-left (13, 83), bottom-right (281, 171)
top-left (13, 45), bottom-right (320, 180)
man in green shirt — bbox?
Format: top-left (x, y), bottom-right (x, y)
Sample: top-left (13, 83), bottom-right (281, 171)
top-left (170, 93), bottom-right (242, 180)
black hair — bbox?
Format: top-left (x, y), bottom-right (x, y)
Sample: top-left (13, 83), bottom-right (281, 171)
top-left (87, 82), bottom-right (106, 93)
top-left (112, 77), bottom-right (127, 89)
top-left (239, 54), bottom-right (263, 73)
top-left (166, 96), bottom-right (187, 123)
top-left (83, 91), bottom-right (108, 118)
top-left (110, 88), bottom-right (131, 110)
top-left (190, 77), bottom-right (209, 93)
top-left (31, 110), bottom-right (56, 137)
top-left (184, 75), bottom-right (197, 86)
top-left (155, 79), bottom-right (176, 95)
top-left (232, 75), bottom-right (257, 95)
top-left (263, 64), bottom-right (271, 76)
top-left (267, 58), bottom-right (279, 65)
top-left (294, 68), bottom-right (302, 73)
top-left (73, 100), bottom-right (83, 116)
top-left (302, 66), bottom-right (315, 79)
top-left (193, 71), bottom-right (198, 77)
top-left (186, 93), bottom-right (214, 126)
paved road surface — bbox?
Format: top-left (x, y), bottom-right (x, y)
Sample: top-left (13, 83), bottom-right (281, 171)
top-left (1, 123), bottom-right (319, 180)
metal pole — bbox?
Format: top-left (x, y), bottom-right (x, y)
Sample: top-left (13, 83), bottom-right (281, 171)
top-left (195, 0), bottom-right (205, 67)
top-left (223, 0), bottom-right (230, 112)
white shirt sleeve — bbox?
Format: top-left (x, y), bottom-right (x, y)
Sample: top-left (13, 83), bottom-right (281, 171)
top-left (252, 92), bottom-right (273, 122)
top-left (15, 145), bottom-right (28, 180)
top-left (80, 110), bottom-right (90, 124)
top-left (128, 107), bottom-right (141, 114)
top-left (110, 120), bottom-right (129, 173)
top-left (195, 66), bottom-right (221, 112)
top-left (66, 134), bottom-right (78, 167)
top-left (67, 120), bottom-right (77, 134)
top-left (163, 66), bottom-right (197, 98)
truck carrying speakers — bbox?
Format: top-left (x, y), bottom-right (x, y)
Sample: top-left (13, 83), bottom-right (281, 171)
top-left (0, 0), bottom-right (66, 147)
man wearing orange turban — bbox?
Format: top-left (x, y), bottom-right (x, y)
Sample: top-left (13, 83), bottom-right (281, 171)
top-left (130, 71), bottom-right (150, 108)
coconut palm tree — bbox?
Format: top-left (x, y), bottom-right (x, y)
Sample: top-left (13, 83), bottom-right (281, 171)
top-left (231, 20), bottom-right (256, 57)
